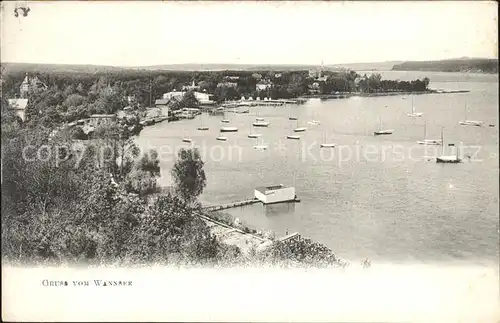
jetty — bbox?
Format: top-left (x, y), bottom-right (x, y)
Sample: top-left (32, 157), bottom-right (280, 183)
top-left (202, 198), bottom-right (260, 212)
top-left (278, 232), bottom-right (301, 243)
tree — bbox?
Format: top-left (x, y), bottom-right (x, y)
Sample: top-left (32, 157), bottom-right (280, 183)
top-left (124, 149), bottom-right (161, 195)
top-left (92, 122), bottom-right (140, 180)
top-left (171, 148), bottom-right (206, 205)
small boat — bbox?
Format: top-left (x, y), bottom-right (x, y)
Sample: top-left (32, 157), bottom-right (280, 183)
top-left (319, 132), bottom-right (335, 147)
top-left (436, 127), bottom-right (462, 163)
top-left (252, 137), bottom-right (268, 150)
top-left (220, 126), bottom-right (238, 132)
top-left (253, 121), bottom-right (270, 127)
top-left (256, 117), bottom-right (265, 121)
top-left (459, 120), bottom-right (483, 127)
top-left (248, 133), bottom-right (261, 138)
top-left (287, 135), bottom-right (300, 140)
top-left (220, 109), bottom-right (230, 123)
top-left (407, 97), bottom-right (424, 117)
top-left (182, 138), bottom-right (192, 143)
top-left (216, 136), bottom-right (227, 141)
top-left (459, 99), bottom-right (483, 126)
top-left (374, 115), bottom-right (393, 136)
top-left (489, 124), bottom-right (495, 127)
top-left (197, 111), bottom-right (209, 131)
top-left (374, 129), bottom-right (393, 135)
top-left (307, 120), bottom-right (321, 126)
top-left (288, 104), bottom-right (298, 120)
top-left (417, 119), bottom-right (441, 145)
top-left (293, 118), bottom-right (307, 132)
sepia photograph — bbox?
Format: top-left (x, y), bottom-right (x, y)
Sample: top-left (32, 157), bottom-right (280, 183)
top-left (1, 1), bottom-right (499, 321)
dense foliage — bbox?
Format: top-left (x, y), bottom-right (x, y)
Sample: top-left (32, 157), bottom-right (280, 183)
top-left (171, 148), bottom-right (207, 205)
top-left (1, 67), bottom-right (377, 268)
top-left (1, 68), bottom-right (432, 129)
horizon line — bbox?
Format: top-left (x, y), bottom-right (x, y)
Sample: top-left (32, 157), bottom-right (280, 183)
top-left (2, 56), bottom-right (497, 69)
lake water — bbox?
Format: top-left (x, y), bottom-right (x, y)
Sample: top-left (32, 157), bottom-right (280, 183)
top-left (136, 71), bottom-right (499, 266)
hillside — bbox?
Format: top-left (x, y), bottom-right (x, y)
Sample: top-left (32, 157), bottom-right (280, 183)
top-left (327, 61), bottom-right (404, 71)
top-left (391, 58), bottom-right (498, 73)
top-left (1, 62), bottom-right (125, 75)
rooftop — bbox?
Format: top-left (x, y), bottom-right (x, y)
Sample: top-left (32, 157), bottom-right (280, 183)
top-left (254, 184), bottom-right (288, 194)
top-left (8, 98), bottom-right (29, 109)
top-left (90, 114), bottom-right (115, 118)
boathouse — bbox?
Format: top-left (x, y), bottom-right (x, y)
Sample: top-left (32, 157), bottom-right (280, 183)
top-left (254, 184), bottom-right (296, 204)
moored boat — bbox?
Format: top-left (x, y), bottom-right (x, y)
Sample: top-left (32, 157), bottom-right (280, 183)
top-left (436, 127), bottom-right (462, 163)
top-left (220, 126), bottom-right (238, 132)
top-left (253, 121), bottom-right (270, 127)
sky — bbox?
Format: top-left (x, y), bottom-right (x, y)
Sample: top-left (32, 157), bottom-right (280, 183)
top-left (1, 1), bottom-right (498, 67)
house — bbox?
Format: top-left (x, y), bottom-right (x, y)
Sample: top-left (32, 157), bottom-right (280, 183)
top-left (154, 99), bottom-right (170, 116)
top-left (181, 80), bottom-right (200, 91)
top-left (86, 114), bottom-right (116, 127)
top-left (224, 76), bottom-right (240, 81)
top-left (274, 73), bottom-right (282, 78)
top-left (7, 98), bottom-right (29, 121)
top-left (256, 80), bottom-right (272, 91)
top-left (216, 81), bottom-right (238, 88)
top-left (19, 73), bottom-right (47, 98)
top-left (254, 184), bottom-right (296, 204)
top-left (162, 91), bottom-right (215, 106)
top-left (308, 82), bottom-right (321, 94)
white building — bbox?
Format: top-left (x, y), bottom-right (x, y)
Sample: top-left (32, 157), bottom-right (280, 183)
top-left (7, 98), bottom-right (28, 121)
top-left (181, 80), bottom-right (201, 91)
top-left (217, 81), bottom-right (237, 88)
top-left (254, 185), bottom-right (296, 204)
top-left (162, 91), bottom-right (215, 105)
top-left (256, 81), bottom-right (272, 91)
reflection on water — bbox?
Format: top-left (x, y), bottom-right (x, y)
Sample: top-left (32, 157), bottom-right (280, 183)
top-left (264, 202), bottom-right (296, 217)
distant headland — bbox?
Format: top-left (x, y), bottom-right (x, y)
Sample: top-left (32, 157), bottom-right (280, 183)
top-left (391, 57), bottom-right (498, 74)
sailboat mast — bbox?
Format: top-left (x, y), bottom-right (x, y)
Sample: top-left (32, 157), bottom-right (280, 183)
top-left (441, 127), bottom-right (445, 155)
top-left (424, 119), bottom-right (427, 139)
top-left (464, 99), bottom-right (467, 120)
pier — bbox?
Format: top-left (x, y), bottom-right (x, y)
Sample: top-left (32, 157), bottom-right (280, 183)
top-left (278, 232), bottom-right (301, 243)
top-left (202, 198), bottom-right (260, 212)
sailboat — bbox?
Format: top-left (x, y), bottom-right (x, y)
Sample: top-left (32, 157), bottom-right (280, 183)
top-left (374, 112), bottom-right (394, 136)
top-left (407, 96), bottom-right (423, 117)
top-left (253, 137), bottom-right (268, 150)
top-left (288, 104), bottom-right (298, 120)
top-left (417, 119), bottom-right (441, 145)
top-left (197, 110), bottom-right (209, 131)
top-left (436, 127), bottom-right (461, 163)
top-left (320, 132), bottom-right (335, 148)
top-left (248, 118), bottom-right (261, 138)
top-left (182, 130), bottom-right (192, 143)
top-left (459, 99), bottom-right (483, 126)
top-left (253, 120), bottom-right (270, 127)
top-left (216, 129), bottom-right (227, 141)
top-left (221, 108), bottom-right (230, 123)
top-left (294, 118), bottom-right (307, 132)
